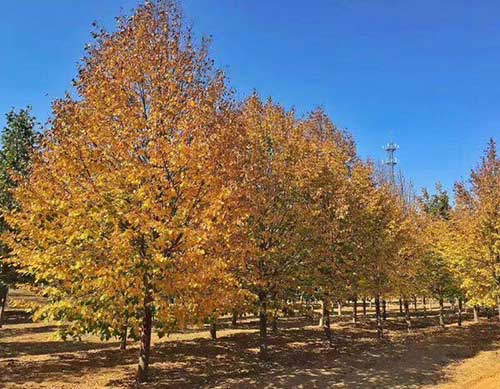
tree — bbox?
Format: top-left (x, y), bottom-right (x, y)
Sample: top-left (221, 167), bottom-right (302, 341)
top-left (299, 109), bottom-right (357, 346)
top-left (445, 140), bottom-right (500, 318)
top-left (0, 107), bottom-right (37, 327)
top-left (5, 1), bottom-right (241, 382)
top-left (356, 166), bottom-right (402, 338)
top-left (419, 184), bottom-right (462, 328)
top-left (230, 95), bottom-right (311, 360)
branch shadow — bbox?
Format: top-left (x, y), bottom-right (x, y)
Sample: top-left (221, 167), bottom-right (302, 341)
top-left (0, 316), bottom-right (498, 388)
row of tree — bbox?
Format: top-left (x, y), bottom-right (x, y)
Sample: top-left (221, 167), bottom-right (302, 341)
top-left (1, 1), bottom-right (498, 383)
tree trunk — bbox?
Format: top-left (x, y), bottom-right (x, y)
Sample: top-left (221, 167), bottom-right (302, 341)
top-left (423, 296), bottom-right (427, 318)
top-left (271, 311), bottom-right (278, 334)
top-left (210, 318), bottom-right (217, 340)
top-left (375, 296), bottom-right (384, 339)
top-left (457, 298), bottom-right (462, 327)
top-left (382, 299), bottom-right (387, 321)
top-left (399, 298), bottom-right (403, 315)
top-left (404, 299), bottom-right (411, 333)
top-left (352, 297), bottom-right (358, 324)
top-left (473, 305), bottom-right (479, 323)
top-left (413, 296), bottom-right (417, 313)
top-left (259, 291), bottom-right (268, 360)
top-left (337, 301), bottom-right (342, 316)
top-left (322, 298), bottom-right (332, 346)
top-left (136, 288), bottom-right (153, 383)
top-left (120, 320), bottom-right (128, 351)
top-left (0, 287), bottom-right (8, 328)
top-left (439, 297), bottom-right (445, 328)
top-left (362, 298), bottom-right (367, 316)
top-left (231, 310), bottom-right (238, 327)
top-left (369, 299), bottom-right (372, 309)
top-left (319, 299), bottom-right (324, 326)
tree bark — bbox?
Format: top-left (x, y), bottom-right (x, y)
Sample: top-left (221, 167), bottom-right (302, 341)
top-left (319, 299), bottom-right (324, 326)
top-left (210, 318), bottom-right (217, 340)
top-left (404, 299), bottom-right (411, 333)
top-left (0, 287), bottom-right (8, 328)
top-left (423, 296), bottom-right (427, 318)
top-left (271, 311), bottom-right (278, 334)
top-left (337, 301), bottom-right (342, 316)
top-left (413, 296), bottom-right (417, 313)
top-left (457, 298), bottom-right (462, 327)
top-left (375, 296), bottom-right (384, 339)
top-left (259, 291), bottom-right (268, 360)
top-left (120, 320), bottom-right (128, 351)
top-left (322, 298), bottom-right (332, 346)
top-left (382, 299), bottom-right (387, 321)
top-left (352, 297), bottom-right (358, 324)
top-left (362, 298), bottom-right (367, 316)
top-left (136, 288), bottom-right (153, 383)
top-left (439, 297), bottom-right (445, 328)
top-left (473, 305), bottom-right (479, 323)
top-left (399, 298), bottom-right (403, 315)
top-left (231, 310), bottom-right (238, 327)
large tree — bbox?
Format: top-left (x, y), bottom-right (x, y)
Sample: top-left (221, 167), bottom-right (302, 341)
top-left (6, 1), bottom-right (241, 382)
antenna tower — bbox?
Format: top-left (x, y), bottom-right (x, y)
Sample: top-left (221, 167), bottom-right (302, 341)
top-left (383, 141), bottom-right (398, 184)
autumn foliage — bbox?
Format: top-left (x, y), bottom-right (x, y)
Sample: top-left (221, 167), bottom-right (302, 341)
top-left (1, 0), bottom-right (499, 384)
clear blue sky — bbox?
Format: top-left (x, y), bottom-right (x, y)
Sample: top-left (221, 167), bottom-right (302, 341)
top-left (1, 0), bottom-right (499, 193)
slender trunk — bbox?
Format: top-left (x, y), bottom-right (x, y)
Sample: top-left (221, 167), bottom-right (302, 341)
top-left (352, 297), bottom-right (358, 324)
top-left (404, 299), bottom-right (411, 333)
top-left (337, 302), bottom-right (342, 316)
top-left (439, 297), bottom-right (445, 328)
top-left (271, 311), bottom-right (278, 334)
top-left (231, 310), bottom-right (238, 327)
top-left (375, 296), bottom-right (384, 339)
top-left (473, 305), bottom-right (479, 323)
top-left (120, 320), bottom-right (128, 351)
top-left (399, 298), bottom-right (403, 315)
top-left (210, 318), bottom-right (217, 340)
top-left (457, 298), bottom-right (462, 327)
top-left (413, 296), bottom-right (417, 313)
top-left (423, 297), bottom-right (427, 318)
top-left (369, 299), bottom-right (372, 309)
top-left (362, 298), bottom-right (367, 316)
top-left (319, 299), bottom-right (324, 326)
top-left (323, 298), bottom-right (332, 346)
top-left (259, 291), bottom-right (268, 360)
top-left (0, 287), bottom-right (8, 328)
top-left (382, 299), bottom-right (387, 321)
top-left (136, 287), bottom-right (153, 383)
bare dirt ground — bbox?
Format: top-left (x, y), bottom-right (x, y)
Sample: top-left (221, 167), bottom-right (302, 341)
top-left (1, 290), bottom-right (499, 388)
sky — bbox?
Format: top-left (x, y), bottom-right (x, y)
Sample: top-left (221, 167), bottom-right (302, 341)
top-left (1, 0), bottom-right (499, 194)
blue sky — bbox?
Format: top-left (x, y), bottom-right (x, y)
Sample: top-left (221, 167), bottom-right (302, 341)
top-left (1, 0), bottom-right (499, 194)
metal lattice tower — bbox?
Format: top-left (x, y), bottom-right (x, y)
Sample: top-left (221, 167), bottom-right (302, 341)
top-left (383, 141), bottom-right (399, 184)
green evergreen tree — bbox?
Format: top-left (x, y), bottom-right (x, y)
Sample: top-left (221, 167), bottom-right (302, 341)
top-left (0, 107), bottom-right (37, 326)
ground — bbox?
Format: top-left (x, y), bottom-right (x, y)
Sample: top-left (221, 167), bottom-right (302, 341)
top-left (0, 290), bottom-right (499, 388)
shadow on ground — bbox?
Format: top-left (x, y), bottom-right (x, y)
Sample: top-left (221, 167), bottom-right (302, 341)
top-left (1, 315), bottom-right (499, 388)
